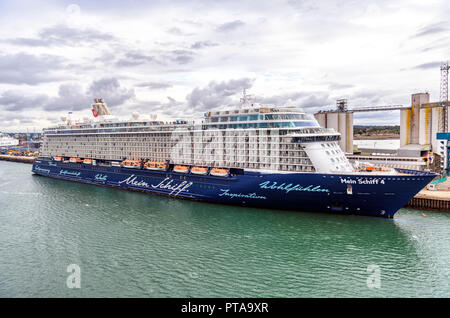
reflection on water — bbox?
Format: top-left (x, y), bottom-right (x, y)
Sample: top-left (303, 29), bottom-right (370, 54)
top-left (0, 161), bottom-right (449, 297)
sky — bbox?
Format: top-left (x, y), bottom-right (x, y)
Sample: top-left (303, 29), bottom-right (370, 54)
top-left (0, 0), bottom-right (449, 132)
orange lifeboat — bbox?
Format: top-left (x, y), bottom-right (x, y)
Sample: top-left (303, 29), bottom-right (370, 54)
top-left (173, 165), bottom-right (189, 173)
top-left (53, 156), bottom-right (63, 162)
top-left (83, 158), bottom-right (93, 165)
top-left (191, 166), bottom-right (208, 175)
top-left (365, 166), bottom-right (375, 171)
top-left (210, 168), bottom-right (229, 177)
top-left (69, 157), bottom-right (82, 163)
top-left (121, 160), bottom-right (142, 169)
top-left (144, 161), bottom-right (167, 171)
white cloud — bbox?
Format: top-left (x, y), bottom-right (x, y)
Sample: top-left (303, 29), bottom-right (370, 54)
top-left (0, 0), bottom-right (449, 132)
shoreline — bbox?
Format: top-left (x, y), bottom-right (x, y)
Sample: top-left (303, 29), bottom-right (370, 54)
top-left (0, 155), bottom-right (35, 164)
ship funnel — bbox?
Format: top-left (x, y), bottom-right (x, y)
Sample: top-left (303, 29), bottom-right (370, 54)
top-left (91, 98), bottom-right (112, 118)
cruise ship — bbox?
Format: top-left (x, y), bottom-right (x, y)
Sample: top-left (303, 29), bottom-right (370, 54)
top-left (0, 132), bottom-right (19, 148)
top-left (32, 96), bottom-right (436, 218)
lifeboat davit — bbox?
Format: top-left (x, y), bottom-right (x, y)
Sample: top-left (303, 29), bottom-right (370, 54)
top-left (173, 165), bottom-right (189, 173)
top-left (144, 161), bottom-right (167, 171)
top-left (121, 160), bottom-right (142, 169)
top-left (191, 166), bottom-right (208, 175)
top-left (210, 168), bottom-right (229, 177)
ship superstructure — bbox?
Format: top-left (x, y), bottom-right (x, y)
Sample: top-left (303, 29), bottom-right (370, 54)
top-left (40, 98), bottom-right (352, 173)
top-left (33, 96), bottom-right (436, 218)
top-left (0, 132), bottom-right (19, 148)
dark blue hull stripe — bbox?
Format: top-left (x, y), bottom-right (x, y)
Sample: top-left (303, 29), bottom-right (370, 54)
top-left (32, 160), bottom-right (436, 218)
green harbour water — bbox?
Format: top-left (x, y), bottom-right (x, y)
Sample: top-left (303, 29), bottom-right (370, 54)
top-left (1, 160), bottom-right (450, 297)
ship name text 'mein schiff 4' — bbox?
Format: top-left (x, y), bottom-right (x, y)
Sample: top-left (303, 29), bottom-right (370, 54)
top-left (32, 95), bottom-right (436, 218)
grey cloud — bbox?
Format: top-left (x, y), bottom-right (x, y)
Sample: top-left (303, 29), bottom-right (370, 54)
top-left (0, 111), bottom-right (40, 125)
top-left (124, 96), bottom-right (184, 118)
top-left (298, 93), bottom-right (332, 109)
top-left (257, 92), bottom-right (307, 105)
top-left (328, 82), bottom-right (355, 90)
top-left (148, 85), bottom-right (331, 118)
top-left (167, 27), bottom-right (183, 35)
top-left (0, 52), bottom-right (67, 85)
top-left (115, 49), bottom-right (195, 67)
top-left (44, 83), bottom-right (91, 111)
top-left (257, 91), bottom-right (332, 113)
top-left (18, 117), bottom-right (37, 124)
top-left (116, 51), bottom-right (154, 67)
top-left (216, 20), bottom-right (245, 32)
top-left (6, 38), bottom-right (45, 46)
top-left (191, 41), bottom-right (218, 49)
top-left (136, 82), bottom-right (173, 89)
top-left (5, 24), bottom-right (117, 47)
top-left (412, 61), bottom-right (442, 70)
top-left (170, 50), bottom-right (195, 64)
top-left (46, 115), bottom-right (60, 122)
top-left (161, 97), bottom-right (185, 117)
top-left (414, 22), bottom-right (449, 38)
top-left (116, 52), bottom-right (154, 66)
top-left (45, 78), bottom-right (135, 111)
top-left (0, 90), bottom-right (49, 111)
top-left (350, 90), bottom-right (389, 106)
top-left (186, 78), bottom-right (254, 111)
top-left (1, 78), bottom-right (134, 113)
top-left (87, 78), bottom-right (135, 107)
top-left (287, 0), bottom-right (320, 12)
top-left (167, 27), bottom-right (195, 36)
top-left (177, 19), bottom-right (203, 27)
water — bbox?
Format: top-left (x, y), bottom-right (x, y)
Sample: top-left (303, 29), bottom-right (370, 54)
top-left (1, 161), bottom-right (450, 297)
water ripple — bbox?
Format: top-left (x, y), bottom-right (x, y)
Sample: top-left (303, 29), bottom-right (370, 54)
top-left (1, 161), bottom-right (450, 297)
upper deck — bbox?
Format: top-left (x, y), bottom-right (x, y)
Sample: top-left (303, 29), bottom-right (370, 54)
top-left (42, 104), bottom-right (335, 138)
top-left (40, 98), bottom-right (353, 173)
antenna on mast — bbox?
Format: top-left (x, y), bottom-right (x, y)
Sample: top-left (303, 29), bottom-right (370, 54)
top-left (240, 89), bottom-right (255, 108)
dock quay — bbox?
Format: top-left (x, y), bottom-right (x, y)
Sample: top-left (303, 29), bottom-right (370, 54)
top-left (406, 189), bottom-right (450, 212)
top-left (0, 155), bottom-right (35, 164)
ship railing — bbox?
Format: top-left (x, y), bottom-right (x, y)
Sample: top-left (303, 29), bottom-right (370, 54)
top-left (394, 168), bottom-right (438, 176)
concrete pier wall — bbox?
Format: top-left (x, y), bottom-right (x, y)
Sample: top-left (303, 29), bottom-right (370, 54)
top-left (0, 155), bottom-right (35, 164)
